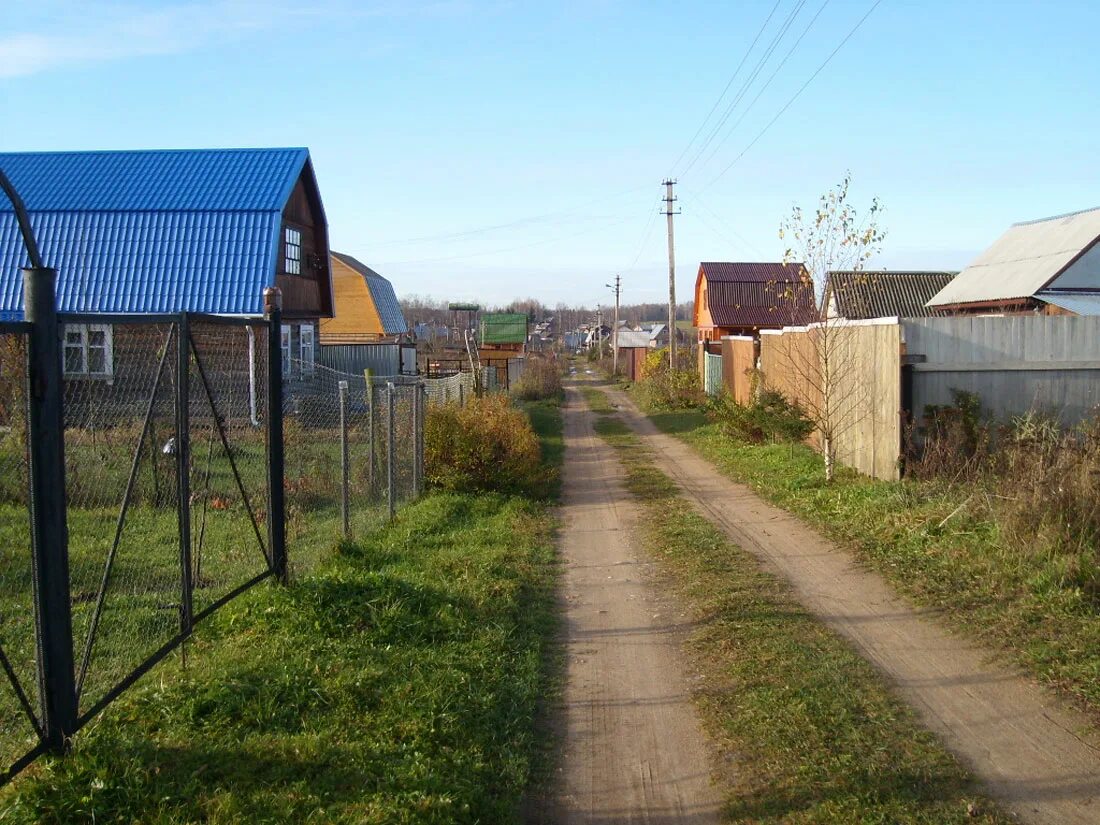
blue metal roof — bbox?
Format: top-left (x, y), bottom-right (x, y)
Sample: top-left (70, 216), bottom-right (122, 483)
top-left (0, 148), bottom-right (311, 316)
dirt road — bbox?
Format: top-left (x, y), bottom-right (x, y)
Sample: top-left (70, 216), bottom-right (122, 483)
top-left (602, 385), bottom-right (1100, 825)
top-left (534, 388), bottom-right (722, 824)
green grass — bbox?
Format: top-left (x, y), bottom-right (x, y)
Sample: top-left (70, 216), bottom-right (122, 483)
top-left (633, 398), bottom-right (1100, 716)
top-left (588, 401), bottom-right (1008, 824)
top-left (0, 399), bottom-right (564, 823)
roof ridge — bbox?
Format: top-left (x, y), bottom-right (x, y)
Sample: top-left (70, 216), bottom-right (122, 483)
top-left (1012, 205), bottom-right (1100, 226)
top-left (0, 147), bottom-right (308, 158)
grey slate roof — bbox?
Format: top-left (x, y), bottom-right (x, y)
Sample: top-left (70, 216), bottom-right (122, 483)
top-left (615, 329), bottom-right (651, 348)
top-left (825, 270), bottom-right (956, 319)
top-left (332, 252), bottom-right (407, 335)
top-left (928, 207), bottom-right (1100, 307)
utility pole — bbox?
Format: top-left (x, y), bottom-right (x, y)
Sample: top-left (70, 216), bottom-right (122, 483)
top-left (662, 179), bottom-right (680, 369)
top-left (596, 306), bottom-right (603, 356)
top-left (606, 274), bottom-right (621, 375)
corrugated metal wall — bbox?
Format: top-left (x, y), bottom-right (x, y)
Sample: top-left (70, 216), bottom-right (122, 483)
top-left (904, 316), bottom-right (1100, 424)
top-left (319, 343), bottom-right (415, 378)
top-left (704, 353), bottom-right (723, 396)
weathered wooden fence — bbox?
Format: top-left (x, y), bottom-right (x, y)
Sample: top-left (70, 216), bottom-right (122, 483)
top-left (719, 335), bottom-right (756, 404)
top-left (903, 315), bottom-right (1100, 425)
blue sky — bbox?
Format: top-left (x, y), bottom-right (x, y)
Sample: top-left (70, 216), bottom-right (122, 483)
top-left (2, 1), bottom-right (1099, 308)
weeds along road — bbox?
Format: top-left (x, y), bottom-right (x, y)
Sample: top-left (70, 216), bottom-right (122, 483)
top-left (533, 387), bottom-right (722, 824)
top-left (598, 384), bottom-right (1100, 825)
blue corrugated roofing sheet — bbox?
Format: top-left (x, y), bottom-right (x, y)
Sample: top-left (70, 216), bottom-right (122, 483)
top-left (332, 252), bottom-right (407, 335)
top-left (0, 148), bottom-right (310, 317)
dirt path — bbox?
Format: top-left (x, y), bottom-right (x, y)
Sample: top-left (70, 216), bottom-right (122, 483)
top-left (600, 385), bottom-right (1100, 825)
top-left (534, 387), bottom-right (722, 824)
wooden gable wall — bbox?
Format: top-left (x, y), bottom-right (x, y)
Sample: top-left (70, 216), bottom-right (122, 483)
top-left (319, 256), bottom-right (389, 344)
top-left (278, 163), bottom-right (333, 320)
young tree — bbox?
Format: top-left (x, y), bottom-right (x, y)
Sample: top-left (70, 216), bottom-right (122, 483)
top-left (774, 172), bottom-right (886, 481)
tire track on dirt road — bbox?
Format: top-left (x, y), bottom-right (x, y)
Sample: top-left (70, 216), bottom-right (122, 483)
top-left (601, 385), bottom-right (1100, 825)
top-left (531, 387), bottom-right (722, 824)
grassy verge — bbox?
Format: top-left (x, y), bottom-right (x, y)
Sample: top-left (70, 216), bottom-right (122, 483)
top-left (630, 396), bottom-right (1100, 715)
top-left (0, 405), bottom-right (563, 824)
top-left (585, 396), bottom-right (1007, 824)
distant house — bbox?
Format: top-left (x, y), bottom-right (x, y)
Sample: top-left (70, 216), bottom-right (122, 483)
top-left (320, 252), bottom-right (407, 343)
top-left (614, 329), bottom-right (651, 381)
top-left (824, 270), bottom-right (956, 320)
top-left (693, 262), bottom-right (817, 341)
top-left (928, 207), bottom-right (1100, 316)
top-left (0, 147), bottom-right (332, 386)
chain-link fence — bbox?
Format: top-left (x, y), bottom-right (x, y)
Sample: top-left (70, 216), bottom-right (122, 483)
top-left (284, 362), bottom-right (423, 576)
top-left (0, 325), bottom-right (39, 779)
top-left (0, 305), bottom-right (428, 783)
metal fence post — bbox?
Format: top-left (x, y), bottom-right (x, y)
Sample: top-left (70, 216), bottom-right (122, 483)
top-left (265, 291), bottom-right (287, 584)
top-left (387, 381), bottom-right (396, 521)
top-left (364, 369), bottom-right (375, 497)
top-left (24, 265), bottom-right (77, 753)
top-left (339, 380), bottom-right (350, 538)
top-left (418, 383), bottom-right (426, 496)
top-left (411, 381), bottom-right (420, 496)
top-left (176, 314), bottom-right (194, 636)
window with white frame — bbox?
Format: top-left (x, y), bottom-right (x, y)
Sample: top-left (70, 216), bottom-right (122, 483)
top-left (285, 227), bottom-right (302, 275)
top-left (299, 323), bottom-right (315, 376)
top-left (63, 324), bottom-right (113, 377)
top-left (280, 323), bottom-right (292, 378)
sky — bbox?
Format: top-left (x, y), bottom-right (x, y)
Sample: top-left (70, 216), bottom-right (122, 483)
top-left (2, 0), bottom-right (1099, 309)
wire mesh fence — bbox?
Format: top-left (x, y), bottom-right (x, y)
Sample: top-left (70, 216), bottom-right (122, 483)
top-left (0, 309), bottom-right (429, 782)
top-left (284, 362), bottom-right (423, 576)
top-left (0, 326), bottom-right (40, 777)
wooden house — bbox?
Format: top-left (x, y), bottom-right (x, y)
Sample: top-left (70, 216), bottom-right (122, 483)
top-left (928, 207), bottom-right (1100, 316)
top-left (693, 261), bottom-right (816, 342)
top-left (614, 329), bottom-right (651, 381)
top-left (0, 147), bottom-right (333, 410)
top-left (320, 252), bottom-right (408, 343)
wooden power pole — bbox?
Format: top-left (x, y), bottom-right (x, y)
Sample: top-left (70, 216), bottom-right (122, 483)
top-left (662, 179), bottom-right (680, 369)
top-left (607, 274), bottom-right (621, 375)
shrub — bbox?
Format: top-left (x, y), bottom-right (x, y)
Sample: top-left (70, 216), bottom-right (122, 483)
top-left (712, 389), bottom-right (814, 444)
top-left (425, 394), bottom-right (549, 496)
top-left (634, 347), bottom-right (704, 410)
top-left (511, 356), bottom-right (563, 401)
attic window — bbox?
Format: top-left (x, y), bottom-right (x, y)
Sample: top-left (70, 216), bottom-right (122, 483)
top-left (285, 227), bottom-right (302, 275)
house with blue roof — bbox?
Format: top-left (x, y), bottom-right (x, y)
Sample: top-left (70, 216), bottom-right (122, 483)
top-left (0, 147), bottom-right (333, 383)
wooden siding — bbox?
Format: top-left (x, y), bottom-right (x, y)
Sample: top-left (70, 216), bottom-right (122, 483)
top-left (694, 271), bottom-right (714, 338)
top-left (720, 336), bottom-right (756, 404)
top-left (280, 172), bottom-right (332, 319)
top-left (319, 256), bottom-right (388, 344)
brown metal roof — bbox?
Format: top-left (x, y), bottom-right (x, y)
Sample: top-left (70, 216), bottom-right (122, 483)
top-left (699, 261), bottom-right (808, 284)
top-left (700, 262), bottom-right (817, 328)
top-left (826, 270), bottom-right (956, 319)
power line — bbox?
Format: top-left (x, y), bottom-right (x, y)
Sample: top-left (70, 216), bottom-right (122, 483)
top-left (679, 0), bottom-right (809, 179)
top-left (667, 0), bottom-right (783, 178)
top-left (693, 0), bottom-right (831, 174)
top-left (682, 189), bottom-right (768, 258)
top-left (622, 193), bottom-right (664, 272)
top-left (701, 0), bottom-right (885, 192)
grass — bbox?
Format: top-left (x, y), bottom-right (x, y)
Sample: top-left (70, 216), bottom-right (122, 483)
top-left (632, 397), bottom-right (1100, 717)
top-left (0, 400), bottom-right (563, 823)
top-left (585, 394), bottom-right (1008, 824)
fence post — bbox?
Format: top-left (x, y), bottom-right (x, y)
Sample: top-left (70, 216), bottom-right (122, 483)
top-left (387, 381), bottom-right (396, 522)
top-left (411, 381), bottom-right (420, 496)
top-left (339, 380), bottom-right (350, 538)
top-left (265, 290), bottom-right (287, 584)
top-left (364, 369), bottom-right (375, 497)
top-left (176, 314), bottom-right (194, 636)
top-left (417, 383), bottom-right (426, 497)
top-left (23, 265), bottom-right (77, 753)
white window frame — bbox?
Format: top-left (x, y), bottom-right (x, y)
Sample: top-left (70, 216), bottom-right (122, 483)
top-left (299, 323), bottom-right (315, 377)
top-left (285, 226), bottom-right (302, 275)
top-left (280, 323), bottom-right (292, 378)
top-left (63, 324), bottom-right (113, 378)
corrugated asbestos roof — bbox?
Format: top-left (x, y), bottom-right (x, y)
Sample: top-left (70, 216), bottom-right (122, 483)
top-left (826, 270), bottom-right (955, 319)
top-left (331, 252), bottom-right (408, 335)
top-left (0, 148), bottom-right (311, 316)
top-left (928, 206), bottom-right (1100, 307)
top-left (615, 329), bottom-right (651, 348)
top-left (701, 263), bottom-right (817, 328)
top-left (480, 312), bottom-right (528, 344)
top-left (1039, 293), bottom-right (1100, 316)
